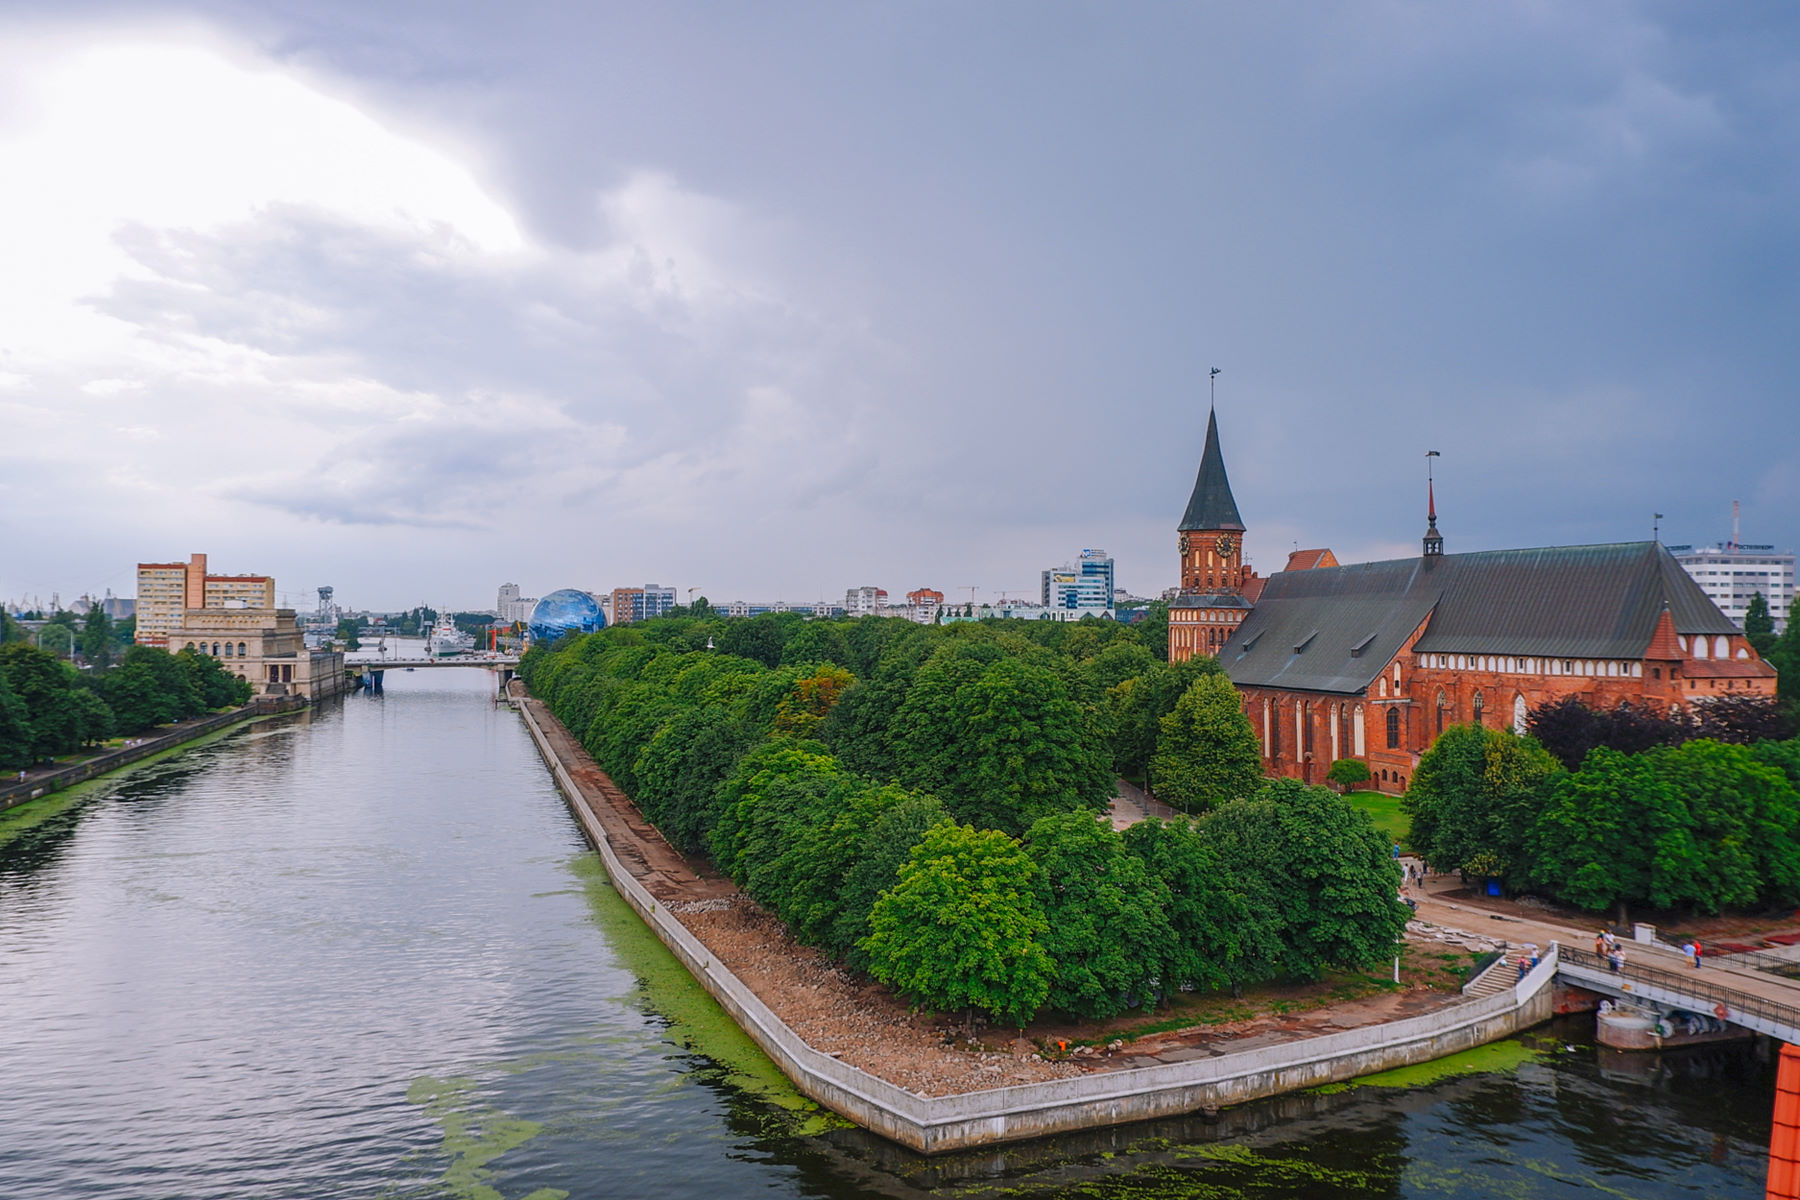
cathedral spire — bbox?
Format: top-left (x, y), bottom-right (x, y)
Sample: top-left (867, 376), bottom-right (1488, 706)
top-left (1423, 450), bottom-right (1443, 557)
top-left (1178, 407), bottom-right (1245, 533)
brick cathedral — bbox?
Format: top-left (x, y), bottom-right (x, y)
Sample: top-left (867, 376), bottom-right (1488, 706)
top-left (1168, 412), bottom-right (1777, 793)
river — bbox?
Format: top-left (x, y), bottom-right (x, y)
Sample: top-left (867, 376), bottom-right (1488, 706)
top-left (0, 666), bottom-right (1777, 1198)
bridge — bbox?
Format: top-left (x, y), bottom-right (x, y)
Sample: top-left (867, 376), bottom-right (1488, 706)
top-left (1557, 943), bottom-right (1800, 1043)
top-left (344, 651), bottom-right (521, 693)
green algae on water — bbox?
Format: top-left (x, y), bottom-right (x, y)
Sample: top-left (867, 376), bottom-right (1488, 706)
top-left (567, 852), bottom-right (847, 1135)
top-left (1319, 1037), bottom-right (1543, 1092)
top-left (404, 1075), bottom-right (568, 1200)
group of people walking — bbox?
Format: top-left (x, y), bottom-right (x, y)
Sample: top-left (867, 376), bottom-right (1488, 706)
top-left (1591, 929), bottom-right (1704, 972)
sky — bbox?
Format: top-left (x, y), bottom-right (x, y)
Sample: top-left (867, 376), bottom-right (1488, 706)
top-left (2, 2), bottom-right (1796, 614)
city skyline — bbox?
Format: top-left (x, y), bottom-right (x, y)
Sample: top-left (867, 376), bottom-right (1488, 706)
top-left (2, 4), bottom-right (1797, 611)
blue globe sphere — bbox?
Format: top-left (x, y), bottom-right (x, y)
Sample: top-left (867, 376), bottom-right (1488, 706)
top-left (529, 588), bottom-right (606, 644)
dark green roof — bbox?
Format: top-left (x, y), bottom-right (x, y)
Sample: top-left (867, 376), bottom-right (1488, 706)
top-left (1178, 410), bottom-right (1244, 532)
top-left (1222, 541), bottom-right (1738, 695)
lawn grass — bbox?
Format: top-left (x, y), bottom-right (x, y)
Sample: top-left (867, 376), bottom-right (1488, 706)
top-left (1344, 789), bottom-right (1411, 850)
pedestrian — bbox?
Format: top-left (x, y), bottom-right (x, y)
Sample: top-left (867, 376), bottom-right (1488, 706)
top-left (1393, 842), bottom-right (1402, 860)
top-left (1609, 947), bottom-right (1625, 974)
top-left (1517, 956), bottom-right (1530, 981)
top-left (1594, 931), bottom-right (1607, 958)
top-left (1693, 939), bottom-right (1702, 970)
top-left (1682, 940), bottom-right (1696, 967)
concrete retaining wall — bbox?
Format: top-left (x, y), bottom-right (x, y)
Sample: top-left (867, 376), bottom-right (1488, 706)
top-left (0, 695), bottom-right (303, 813)
top-left (517, 695), bottom-right (1558, 1153)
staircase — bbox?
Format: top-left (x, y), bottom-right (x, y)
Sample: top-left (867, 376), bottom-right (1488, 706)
top-left (1464, 952), bottom-right (1523, 999)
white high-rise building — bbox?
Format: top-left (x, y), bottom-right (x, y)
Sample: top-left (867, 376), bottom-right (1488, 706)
top-left (495, 582), bottom-right (538, 625)
top-left (1670, 543), bottom-right (1795, 634)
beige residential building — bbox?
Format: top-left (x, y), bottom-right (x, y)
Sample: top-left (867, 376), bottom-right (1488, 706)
top-left (135, 553), bottom-right (276, 646)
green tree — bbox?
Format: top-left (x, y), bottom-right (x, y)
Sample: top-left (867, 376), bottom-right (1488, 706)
top-left (1747, 592), bottom-right (1778, 657)
top-left (821, 635), bottom-right (931, 778)
top-left (779, 780), bottom-right (927, 953)
top-left (779, 621), bottom-right (850, 670)
top-left (894, 654), bottom-right (1111, 834)
top-left (80, 604), bottom-right (113, 669)
top-left (102, 656), bottom-right (175, 735)
top-left (1326, 758), bottom-right (1372, 788)
top-left (633, 706), bottom-right (753, 851)
top-left (1403, 724), bottom-right (1562, 886)
top-left (335, 617), bottom-right (362, 651)
top-left (862, 822), bottom-right (1053, 1027)
top-left (832, 792), bottom-right (949, 968)
top-left (1530, 747), bottom-right (1680, 920)
top-left (1651, 739), bottom-right (1800, 911)
top-left (1772, 596), bottom-right (1800, 710)
top-left (35, 622), bottom-right (74, 659)
top-left (1023, 811), bottom-right (1174, 1018)
top-left (1150, 673), bottom-right (1263, 811)
top-left (1202, 779), bottom-right (1408, 979)
top-left (68, 688), bottom-right (114, 746)
top-left (0, 643), bottom-right (82, 758)
top-left (1106, 654), bottom-right (1226, 781)
top-left (0, 670), bottom-right (34, 768)
top-left (717, 614), bottom-right (796, 669)
top-left (1137, 600), bottom-right (1169, 661)
top-left (1123, 816), bottom-right (1268, 994)
top-left (176, 648), bottom-right (253, 709)
top-left (707, 741), bottom-right (846, 905)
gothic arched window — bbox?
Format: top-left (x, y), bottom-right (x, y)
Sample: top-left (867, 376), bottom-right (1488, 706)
top-left (1472, 691), bottom-right (1485, 727)
top-left (1436, 689), bottom-right (1447, 735)
top-left (1385, 707), bottom-right (1401, 749)
top-left (1512, 693), bottom-right (1527, 735)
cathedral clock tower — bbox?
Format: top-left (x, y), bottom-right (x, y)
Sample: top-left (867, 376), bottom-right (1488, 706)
top-left (1168, 408), bottom-right (1256, 663)
top-left (1177, 409), bottom-right (1248, 592)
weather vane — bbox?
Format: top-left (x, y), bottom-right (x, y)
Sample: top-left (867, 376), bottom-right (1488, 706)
top-left (1209, 366), bottom-right (1220, 410)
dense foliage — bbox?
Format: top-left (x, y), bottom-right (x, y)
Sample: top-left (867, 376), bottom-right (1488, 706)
top-left (0, 641), bottom-right (252, 769)
top-left (1527, 694), bottom-right (1794, 771)
top-left (1404, 706), bottom-right (1800, 920)
top-left (521, 612), bottom-right (1405, 1025)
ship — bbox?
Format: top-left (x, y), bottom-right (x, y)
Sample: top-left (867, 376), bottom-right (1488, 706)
top-left (429, 610), bottom-right (474, 656)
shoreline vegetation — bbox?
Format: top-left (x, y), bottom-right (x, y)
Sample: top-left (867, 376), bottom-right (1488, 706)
top-left (517, 612), bottom-right (1411, 1030)
top-left (513, 676), bottom-right (1558, 1152)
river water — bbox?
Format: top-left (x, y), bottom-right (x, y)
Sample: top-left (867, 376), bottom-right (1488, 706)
top-left (0, 667), bottom-right (1777, 1199)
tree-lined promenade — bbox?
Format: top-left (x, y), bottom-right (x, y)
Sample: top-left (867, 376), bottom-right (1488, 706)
top-left (520, 610), bottom-right (1409, 1027)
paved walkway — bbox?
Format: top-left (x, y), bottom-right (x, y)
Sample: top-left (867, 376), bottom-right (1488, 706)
top-left (1400, 857), bottom-right (1800, 1018)
top-left (1107, 777), bottom-right (1180, 830)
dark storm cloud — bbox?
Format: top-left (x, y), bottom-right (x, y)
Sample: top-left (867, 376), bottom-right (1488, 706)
top-left (3, 1), bottom-right (1797, 609)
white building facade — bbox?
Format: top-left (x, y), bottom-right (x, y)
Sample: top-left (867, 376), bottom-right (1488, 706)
top-left (1671, 543), bottom-right (1795, 633)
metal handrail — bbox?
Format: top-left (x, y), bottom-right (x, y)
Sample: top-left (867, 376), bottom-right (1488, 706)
top-left (1561, 944), bottom-right (1800, 1031)
top-left (1706, 947), bottom-right (1800, 977)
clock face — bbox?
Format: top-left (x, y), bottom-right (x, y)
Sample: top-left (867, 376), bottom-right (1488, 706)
top-left (1178, 533), bottom-right (1190, 554)
top-left (1215, 535), bottom-right (1237, 556)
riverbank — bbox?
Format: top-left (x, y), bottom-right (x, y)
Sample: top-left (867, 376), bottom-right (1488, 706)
top-left (514, 683), bottom-right (1559, 1152)
top-left (0, 695), bottom-right (307, 815)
